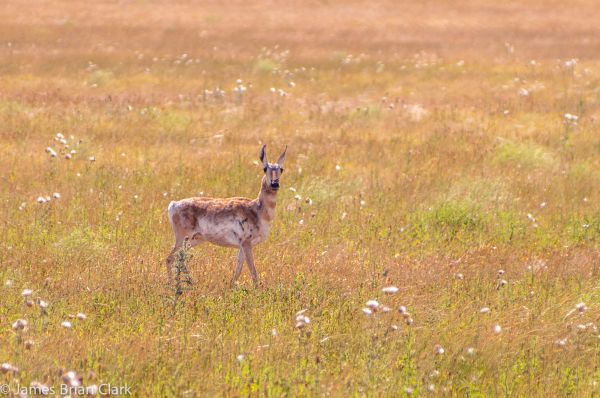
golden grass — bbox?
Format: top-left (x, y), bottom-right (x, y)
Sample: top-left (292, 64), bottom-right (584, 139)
top-left (1, 0), bottom-right (599, 396)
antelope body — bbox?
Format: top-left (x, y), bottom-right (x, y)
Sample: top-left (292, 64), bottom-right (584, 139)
top-left (166, 145), bottom-right (287, 285)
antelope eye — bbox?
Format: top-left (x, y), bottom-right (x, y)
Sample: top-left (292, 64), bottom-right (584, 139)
top-left (263, 167), bottom-right (267, 172)
top-left (280, 168), bottom-right (284, 173)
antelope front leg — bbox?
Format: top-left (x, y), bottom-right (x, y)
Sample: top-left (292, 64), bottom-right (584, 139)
top-left (241, 242), bottom-right (259, 286)
top-left (231, 247), bottom-right (245, 286)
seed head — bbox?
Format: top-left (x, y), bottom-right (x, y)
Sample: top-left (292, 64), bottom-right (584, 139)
top-left (366, 300), bottom-right (379, 309)
top-left (1, 363), bottom-right (18, 374)
top-left (434, 344), bottom-right (445, 355)
top-left (12, 319), bottom-right (27, 331)
top-left (382, 286), bottom-right (399, 294)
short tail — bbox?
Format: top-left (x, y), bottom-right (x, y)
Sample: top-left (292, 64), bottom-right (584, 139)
top-left (167, 201), bottom-right (177, 225)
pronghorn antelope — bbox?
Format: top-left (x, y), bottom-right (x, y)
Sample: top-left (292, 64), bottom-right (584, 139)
top-left (166, 145), bottom-right (287, 285)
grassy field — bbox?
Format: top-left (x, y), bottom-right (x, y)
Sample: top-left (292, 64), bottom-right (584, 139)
top-left (1, 0), bottom-right (599, 396)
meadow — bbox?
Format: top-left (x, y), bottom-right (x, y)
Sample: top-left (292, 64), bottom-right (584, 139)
top-left (1, 1), bottom-right (599, 396)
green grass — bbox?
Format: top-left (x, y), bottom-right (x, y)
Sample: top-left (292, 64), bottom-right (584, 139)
top-left (1, 1), bottom-right (600, 396)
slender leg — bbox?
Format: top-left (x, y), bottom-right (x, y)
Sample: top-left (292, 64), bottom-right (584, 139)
top-left (242, 242), bottom-right (259, 286)
top-left (231, 247), bottom-right (245, 285)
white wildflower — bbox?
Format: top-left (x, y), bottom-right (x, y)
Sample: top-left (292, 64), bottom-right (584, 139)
top-left (382, 286), bottom-right (399, 294)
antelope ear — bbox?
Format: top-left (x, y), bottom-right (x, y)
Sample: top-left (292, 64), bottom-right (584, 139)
top-left (259, 144), bottom-right (268, 171)
top-left (277, 145), bottom-right (287, 168)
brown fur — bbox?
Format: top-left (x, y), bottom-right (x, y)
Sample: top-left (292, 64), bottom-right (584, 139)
top-left (165, 146), bottom-right (286, 285)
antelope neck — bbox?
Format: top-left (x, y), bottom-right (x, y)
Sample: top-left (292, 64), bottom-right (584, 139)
top-left (257, 175), bottom-right (278, 221)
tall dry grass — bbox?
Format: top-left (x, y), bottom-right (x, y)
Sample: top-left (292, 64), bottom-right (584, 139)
top-left (1, 1), bottom-right (599, 396)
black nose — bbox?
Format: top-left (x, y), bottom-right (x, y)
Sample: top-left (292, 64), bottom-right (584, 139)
top-left (271, 181), bottom-right (280, 188)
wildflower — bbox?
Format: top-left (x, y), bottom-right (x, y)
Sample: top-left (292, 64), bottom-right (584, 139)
top-left (390, 324), bottom-right (399, 331)
top-left (405, 317), bottom-right (414, 326)
top-left (575, 302), bottom-right (587, 312)
top-left (65, 153), bottom-right (72, 160)
top-left (496, 279), bottom-right (508, 289)
top-left (271, 328), bottom-right (278, 336)
top-left (295, 310), bottom-right (311, 329)
top-left (53, 192), bottom-right (61, 199)
top-left (89, 156), bottom-right (96, 162)
top-left (61, 321), bottom-right (73, 329)
top-left (366, 300), bottom-right (379, 309)
top-left (493, 324), bottom-right (502, 334)
top-left (12, 319), bottom-right (27, 331)
top-left (298, 219), bottom-right (304, 225)
top-left (341, 212), bottom-right (347, 220)
top-left (24, 340), bottom-right (34, 349)
top-left (480, 307), bottom-right (491, 314)
top-left (360, 200), bottom-right (366, 207)
top-left (564, 58), bottom-right (578, 70)
top-left (564, 113), bottom-right (578, 125)
top-left (404, 387), bottom-right (414, 395)
top-left (76, 313), bottom-right (87, 320)
top-left (335, 164), bottom-right (341, 171)
top-left (497, 269), bottom-right (505, 275)
top-left (466, 347), bottom-right (476, 356)
top-left (382, 286), bottom-right (399, 294)
top-left (1, 363), bottom-right (18, 374)
top-left (518, 88), bottom-right (529, 97)
top-left (434, 344), bottom-right (445, 355)
top-left (398, 306), bottom-right (408, 314)
top-left (46, 147), bottom-right (57, 158)
top-left (556, 338), bottom-right (567, 347)
top-left (362, 307), bottom-right (373, 316)
top-left (236, 354), bottom-right (245, 362)
top-left (22, 289), bottom-right (33, 297)
top-left (294, 194), bottom-right (302, 201)
top-left (37, 196), bottom-right (47, 204)
top-left (455, 273), bottom-right (464, 280)
top-left (62, 371), bottom-right (81, 387)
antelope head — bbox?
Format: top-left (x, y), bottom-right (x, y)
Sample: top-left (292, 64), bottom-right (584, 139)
top-left (259, 144), bottom-right (287, 191)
